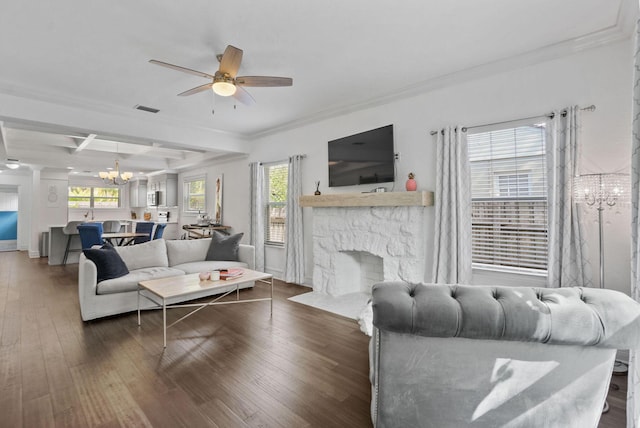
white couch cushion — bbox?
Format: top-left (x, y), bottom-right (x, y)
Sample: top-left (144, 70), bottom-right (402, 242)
top-left (165, 238), bottom-right (211, 266)
top-left (97, 266), bottom-right (185, 294)
top-left (115, 239), bottom-right (169, 271)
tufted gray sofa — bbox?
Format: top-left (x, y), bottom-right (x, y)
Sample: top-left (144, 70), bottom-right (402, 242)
top-left (370, 281), bottom-right (640, 428)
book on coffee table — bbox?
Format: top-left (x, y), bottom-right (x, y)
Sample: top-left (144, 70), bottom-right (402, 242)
top-left (218, 268), bottom-right (244, 280)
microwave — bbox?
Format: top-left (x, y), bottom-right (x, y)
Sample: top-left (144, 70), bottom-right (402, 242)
top-left (147, 191), bottom-right (160, 206)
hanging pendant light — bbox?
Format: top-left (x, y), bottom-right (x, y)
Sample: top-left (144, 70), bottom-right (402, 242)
top-left (99, 160), bottom-right (133, 186)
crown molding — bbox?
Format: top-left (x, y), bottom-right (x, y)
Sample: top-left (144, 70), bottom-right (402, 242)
top-left (250, 13), bottom-right (635, 140)
top-left (0, 2), bottom-right (635, 144)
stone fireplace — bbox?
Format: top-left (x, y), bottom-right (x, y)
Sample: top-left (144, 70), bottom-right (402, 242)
top-left (310, 205), bottom-right (428, 296)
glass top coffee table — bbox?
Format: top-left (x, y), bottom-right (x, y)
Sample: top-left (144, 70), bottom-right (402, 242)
top-left (137, 269), bottom-right (273, 347)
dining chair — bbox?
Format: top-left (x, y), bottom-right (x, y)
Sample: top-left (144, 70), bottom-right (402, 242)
top-left (153, 223), bottom-right (167, 240)
top-left (62, 221), bottom-right (84, 265)
top-left (134, 222), bottom-right (155, 244)
top-left (102, 220), bottom-right (122, 233)
top-left (77, 223), bottom-right (104, 249)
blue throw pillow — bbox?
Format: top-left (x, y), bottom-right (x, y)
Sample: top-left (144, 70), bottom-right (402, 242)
top-left (83, 243), bottom-right (129, 283)
top-left (206, 231), bottom-right (244, 261)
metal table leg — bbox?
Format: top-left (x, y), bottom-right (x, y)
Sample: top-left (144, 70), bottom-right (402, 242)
top-left (137, 287), bottom-right (141, 326)
top-left (163, 299), bottom-right (167, 348)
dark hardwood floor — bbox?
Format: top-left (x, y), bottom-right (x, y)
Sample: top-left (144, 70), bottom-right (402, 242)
top-left (0, 251), bottom-right (627, 427)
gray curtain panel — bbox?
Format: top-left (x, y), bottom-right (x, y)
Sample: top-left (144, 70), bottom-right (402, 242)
top-left (284, 155), bottom-right (305, 284)
top-left (628, 18), bottom-right (640, 428)
top-left (431, 127), bottom-right (472, 284)
top-left (249, 162), bottom-right (265, 272)
top-left (546, 107), bottom-right (592, 288)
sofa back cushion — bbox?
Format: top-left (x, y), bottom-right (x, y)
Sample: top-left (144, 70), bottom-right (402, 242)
top-left (114, 238), bottom-right (169, 270)
top-left (166, 238), bottom-right (211, 266)
top-left (83, 244), bottom-right (129, 283)
top-left (206, 232), bottom-right (244, 261)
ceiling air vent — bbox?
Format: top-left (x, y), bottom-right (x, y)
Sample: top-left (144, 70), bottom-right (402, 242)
top-left (134, 105), bottom-right (160, 114)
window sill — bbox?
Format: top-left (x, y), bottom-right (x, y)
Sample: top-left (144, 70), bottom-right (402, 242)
top-left (69, 207), bottom-right (122, 210)
top-left (472, 266), bottom-right (548, 287)
top-left (472, 264), bottom-right (547, 278)
top-left (265, 243), bottom-right (285, 249)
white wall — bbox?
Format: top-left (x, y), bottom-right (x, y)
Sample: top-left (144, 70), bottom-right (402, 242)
top-left (3, 37), bottom-right (633, 293)
top-left (177, 157), bottom-right (250, 240)
top-left (218, 38), bottom-right (633, 294)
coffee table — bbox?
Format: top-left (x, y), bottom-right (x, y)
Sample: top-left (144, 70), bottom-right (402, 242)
top-left (137, 269), bottom-right (273, 347)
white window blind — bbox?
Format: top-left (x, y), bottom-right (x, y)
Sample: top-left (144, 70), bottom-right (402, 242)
top-left (467, 124), bottom-right (548, 274)
top-left (265, 163), bottom-right (288, 245)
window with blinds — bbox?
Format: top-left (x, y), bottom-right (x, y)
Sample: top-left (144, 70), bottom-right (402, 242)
top-left (183, 177), bottom-right (206, 213)
top-left (265, 163), bottom-right (288, 245)
top-left (467, 123), bottom-right (548, 274)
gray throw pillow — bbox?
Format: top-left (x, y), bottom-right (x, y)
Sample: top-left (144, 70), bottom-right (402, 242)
top-left (83, 243), bottom-right (129, 283)
top-left (206, 231), bottom-right (244, 261)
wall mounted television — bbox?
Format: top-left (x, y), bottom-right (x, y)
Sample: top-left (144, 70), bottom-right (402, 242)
top-left (328, 124), bottom-right (395, 187)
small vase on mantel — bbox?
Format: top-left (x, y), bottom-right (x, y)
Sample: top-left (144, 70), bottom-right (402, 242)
top-left (314, 181), bottom-right (321, 195)
top-left (406, 173), bottom-right (417, 191)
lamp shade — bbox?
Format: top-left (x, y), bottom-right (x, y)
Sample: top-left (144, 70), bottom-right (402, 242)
top-left (212, 81), bottom-right (236, 97)
top-left (573, 173), bottom-right (630, 207)
top-left (98, 160), bottom-right (133, 186)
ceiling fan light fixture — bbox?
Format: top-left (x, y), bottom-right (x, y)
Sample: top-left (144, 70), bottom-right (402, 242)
top-left (212, 80), bottom-right (236, 97)
top-left (6, 159), bottom-right (20, 169)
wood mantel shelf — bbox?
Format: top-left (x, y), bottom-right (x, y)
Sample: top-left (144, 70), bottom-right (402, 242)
top-left (299, 191), bottom-right (433, 208)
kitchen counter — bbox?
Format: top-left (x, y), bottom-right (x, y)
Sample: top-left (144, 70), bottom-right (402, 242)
top-left (48, 225), bottom-right (79, 265)
top-left (48, 220), bottom-right (132, 265)
top-left (48, 220), bottom-right (182, 265)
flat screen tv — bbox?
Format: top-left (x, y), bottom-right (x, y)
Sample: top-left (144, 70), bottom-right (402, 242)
top-left (328, 124), bottom-right (395, 187)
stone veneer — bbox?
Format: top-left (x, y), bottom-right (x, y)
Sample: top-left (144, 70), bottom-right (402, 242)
top-left (312, 206), bottom-right (427, 295)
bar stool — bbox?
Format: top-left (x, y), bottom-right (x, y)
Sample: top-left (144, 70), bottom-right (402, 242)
top-left (62, 221), bottom-right (83, 265)
top-left (102, 220), bottom-right (122, 233)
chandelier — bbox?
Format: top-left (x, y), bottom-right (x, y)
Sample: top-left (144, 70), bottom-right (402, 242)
top-left (573, 173), bottom-right (630, 209)
top-left (99, 160), bottom-right (133, 186)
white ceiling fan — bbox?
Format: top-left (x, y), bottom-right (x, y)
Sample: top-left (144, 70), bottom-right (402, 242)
top-left (150, 45), bottom-right (293, 106)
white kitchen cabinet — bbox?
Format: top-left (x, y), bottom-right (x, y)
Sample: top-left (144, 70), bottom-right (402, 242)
top-left (148, 173), bottom-right (178, 207)
top-left (129, 178), bottom-right (148, 208)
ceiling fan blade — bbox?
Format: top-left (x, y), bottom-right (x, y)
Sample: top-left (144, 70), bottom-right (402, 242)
top-left (178, 83), bottom-right (213, 96)
top-left (236, 76), bottom-right (293, 87)
top-left (218, 45), bottom-right (243, 78)
top-left (233, 86), bottom-right (256, 106)
top-left (149, 59), bottom-right (215, 80)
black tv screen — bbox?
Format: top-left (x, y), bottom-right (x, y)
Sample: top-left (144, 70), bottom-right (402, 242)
top-left (328, 124), bottom-right (395, 187)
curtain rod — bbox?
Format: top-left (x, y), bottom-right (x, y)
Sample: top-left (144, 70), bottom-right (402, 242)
top-left (429, 104), bottom-right (596, 136)
top-left (249, 154), bottom-right (306, 166)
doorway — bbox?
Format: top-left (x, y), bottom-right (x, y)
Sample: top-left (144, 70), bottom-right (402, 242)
top-left (0, 188), bottom-right (18, 251)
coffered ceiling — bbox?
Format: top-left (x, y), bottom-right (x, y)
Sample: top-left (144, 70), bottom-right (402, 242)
top-left (0, 0), bottom-right (634, 176)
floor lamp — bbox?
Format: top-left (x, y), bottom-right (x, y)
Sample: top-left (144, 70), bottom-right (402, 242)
top-left (573, 172), bottom-right (630, 413)
top-left (573, 173), bottom-right (630, 289)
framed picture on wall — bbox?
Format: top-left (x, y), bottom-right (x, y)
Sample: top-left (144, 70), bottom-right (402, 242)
top-left (47, 184), bottom-right (60, 208)
top-left (214, 174), bottom-right (223, 225)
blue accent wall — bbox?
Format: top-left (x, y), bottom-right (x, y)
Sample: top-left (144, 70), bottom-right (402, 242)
top-left (0, 211), bottom-right (18, 240)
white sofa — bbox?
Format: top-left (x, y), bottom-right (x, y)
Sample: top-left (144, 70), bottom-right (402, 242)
top-left (78, 238), bottom-right (255, 321)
